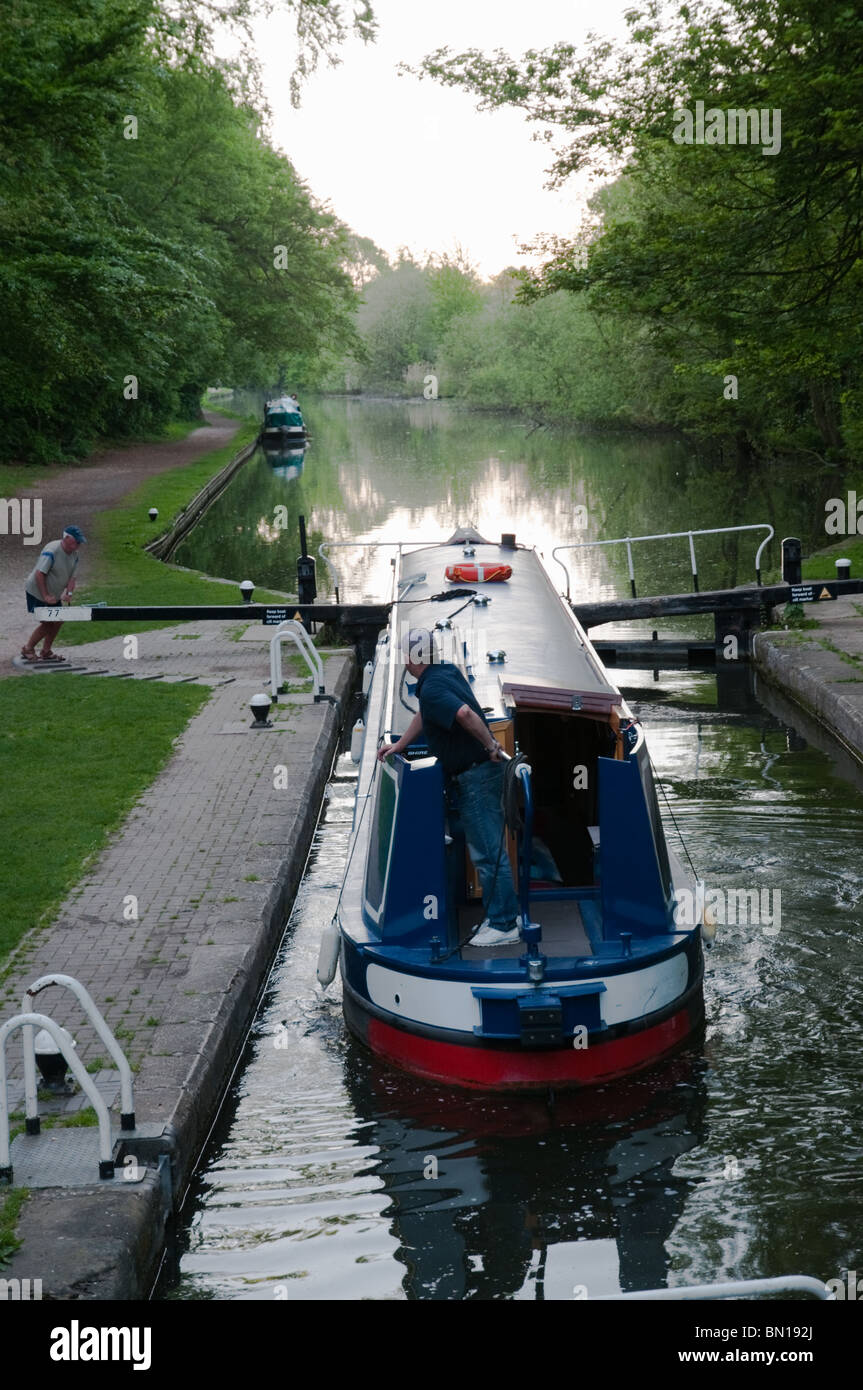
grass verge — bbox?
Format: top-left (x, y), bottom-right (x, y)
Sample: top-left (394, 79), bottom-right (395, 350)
top-left (803, 536), bottom-right (863, 581)
top-left (0, 675), bottom-right (209, 963)
top-left (0, 1188), bottom-right (28, 1268)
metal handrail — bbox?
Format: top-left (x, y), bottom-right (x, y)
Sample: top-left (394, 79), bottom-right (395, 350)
top-left (595, 1275), bottom-right (833, 1301)
top-left (0, 1012), bottom-right (115, 1182)
top-left (552, 524), bottom-right (774, 600)
top-left (23, 974), bottom-right (135, 1131)
top-left (269, 620), bottom-right (324, 700)
top-left (318, 539), bottom-right (447, 603)
top-left (516, 762), bottom-right (534, 928)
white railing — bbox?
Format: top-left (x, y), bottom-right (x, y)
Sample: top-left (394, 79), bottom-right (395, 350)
top-left (552, 524), bottom-right (774, 600)
top-left (269, 620), bottom-right (324, 700)
top-left (23, 974), bottom-right (135, 1131)
top-left (318, 539), bottom-right (445, 603)
top-left (1, 1013), bottom-right (115, 1181)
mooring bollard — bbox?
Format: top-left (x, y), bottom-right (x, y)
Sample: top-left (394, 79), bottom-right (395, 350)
top-left (781, 537), bottom-right (802, 585)
top-left (836, 557), bottom-right (851, 581)
top-left (297, 514), bottom-right (317, 617)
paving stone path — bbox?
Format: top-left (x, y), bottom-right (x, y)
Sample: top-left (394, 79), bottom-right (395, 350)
top-left (2, 624), bottom-right (351, 1094)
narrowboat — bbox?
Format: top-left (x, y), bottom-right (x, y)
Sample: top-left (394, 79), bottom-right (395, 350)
top-left (319, 526), bottom-right (705, 1091)
top-left (261, 396), bottom-right (306, 442)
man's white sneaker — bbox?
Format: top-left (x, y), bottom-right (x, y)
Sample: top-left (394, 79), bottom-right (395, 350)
top-left (466, 921), bottom-right (522, 948)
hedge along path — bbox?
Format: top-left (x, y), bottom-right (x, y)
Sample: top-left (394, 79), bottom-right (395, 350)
top-left (0, 411), bottom-right (243, 659)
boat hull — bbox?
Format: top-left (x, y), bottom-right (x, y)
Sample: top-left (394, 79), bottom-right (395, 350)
top-left (342, 972), bottom-right (704, 1092)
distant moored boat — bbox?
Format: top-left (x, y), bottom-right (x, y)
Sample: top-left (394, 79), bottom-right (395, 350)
top-left (261, 395), bottom-right (306, 443)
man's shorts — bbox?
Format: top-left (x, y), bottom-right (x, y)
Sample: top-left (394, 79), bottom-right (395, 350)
top-left (26, 591), bottom-right (62, 614)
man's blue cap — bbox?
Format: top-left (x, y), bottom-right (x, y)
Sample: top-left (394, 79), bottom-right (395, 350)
top-left (63, 525), bottom-right (87, 543)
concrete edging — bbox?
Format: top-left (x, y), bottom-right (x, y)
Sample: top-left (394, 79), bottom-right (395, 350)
top-left (752, 630), bottom-right (863, 763)
top-left (145, 436), bottom-right (259, 562)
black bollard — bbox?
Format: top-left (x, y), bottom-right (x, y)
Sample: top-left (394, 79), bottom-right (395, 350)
top-left (781, 537), bottom-right (802, 585)
top-left (297, 514), bottom-right (317, 631)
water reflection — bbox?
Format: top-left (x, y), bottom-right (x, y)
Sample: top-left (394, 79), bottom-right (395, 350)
top-left (180, 397), bottom-right (830, 611)
top-left (262, 441), bottom-right (306, 481)
top-left (343, 1047), bottom-right (707, 1300)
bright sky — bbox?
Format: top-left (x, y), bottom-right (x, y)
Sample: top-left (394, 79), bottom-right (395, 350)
top-left (253, 0), bottom-right (635, 278)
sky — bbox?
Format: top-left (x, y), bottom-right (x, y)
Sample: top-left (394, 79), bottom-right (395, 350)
top-left (251, 0), bottom-right (636, 278)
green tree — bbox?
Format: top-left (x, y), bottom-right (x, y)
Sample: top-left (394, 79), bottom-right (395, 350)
top-left (418, 0), bottom-right (863, 455)
top-left (0, 0), bottom-right (367, 462)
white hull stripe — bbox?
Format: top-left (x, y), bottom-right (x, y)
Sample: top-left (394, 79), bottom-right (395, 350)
top-left (365, 954), bottom-right (689, 1034)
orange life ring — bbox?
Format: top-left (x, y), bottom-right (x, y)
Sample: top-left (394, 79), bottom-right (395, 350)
top-left (445, 563), bottom-right (512, 583)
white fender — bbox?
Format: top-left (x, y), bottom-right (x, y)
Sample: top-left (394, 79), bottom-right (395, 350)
top-left (317, 921), bottom-right (340, 986)
top-left (362, 660), bottom-right (374, 696)
top-left (350, 718), bottom-right (365, 762)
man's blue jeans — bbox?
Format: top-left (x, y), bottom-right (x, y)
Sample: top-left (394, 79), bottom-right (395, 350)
top-left (451, 761), bottom-right (520, 930)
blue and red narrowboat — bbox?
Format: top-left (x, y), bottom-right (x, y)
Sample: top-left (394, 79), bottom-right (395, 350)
top-left (318, 527), bottom-right (705, 1091)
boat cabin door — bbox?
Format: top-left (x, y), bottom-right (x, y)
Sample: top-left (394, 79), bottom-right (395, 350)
top-left (510, 709), bottom-right (619, 890)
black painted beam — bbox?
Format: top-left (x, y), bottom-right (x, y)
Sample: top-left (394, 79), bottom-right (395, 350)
top-left (572, 579), bottom-right (863, 629)
top-left (84, 603), bottom-right (391, 625)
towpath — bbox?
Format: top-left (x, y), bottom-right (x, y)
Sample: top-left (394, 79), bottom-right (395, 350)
top-left (0, 411), bottom-right (241, 657)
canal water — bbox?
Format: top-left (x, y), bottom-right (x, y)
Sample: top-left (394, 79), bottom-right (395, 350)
top-left (166, 398), bottom-right (863, 1300)
top-left (177, 395), bottom-right (832, 606)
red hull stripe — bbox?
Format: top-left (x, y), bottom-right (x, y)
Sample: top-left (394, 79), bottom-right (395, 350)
top-left (364, 1005), bottom-right (697, 1091)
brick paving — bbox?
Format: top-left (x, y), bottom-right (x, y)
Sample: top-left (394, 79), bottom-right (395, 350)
top-left (1, 628), bottom-right (352, 1107)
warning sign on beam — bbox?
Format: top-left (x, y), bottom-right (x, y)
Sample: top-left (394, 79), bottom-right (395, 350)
top-left (789, 584), bottom-right (836, 604)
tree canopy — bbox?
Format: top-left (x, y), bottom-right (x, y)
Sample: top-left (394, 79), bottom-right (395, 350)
top-left (0, 0), bottom-right (372, 462)
top-left (416, 0), bottom-right (863, 456)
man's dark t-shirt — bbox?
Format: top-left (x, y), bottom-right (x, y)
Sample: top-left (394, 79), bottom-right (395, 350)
top-left (415, 662), bottom-right (491, 777)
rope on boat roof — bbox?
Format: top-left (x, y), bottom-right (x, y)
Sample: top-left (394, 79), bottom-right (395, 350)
top-left (392, 588), bottom-right (478, 602)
